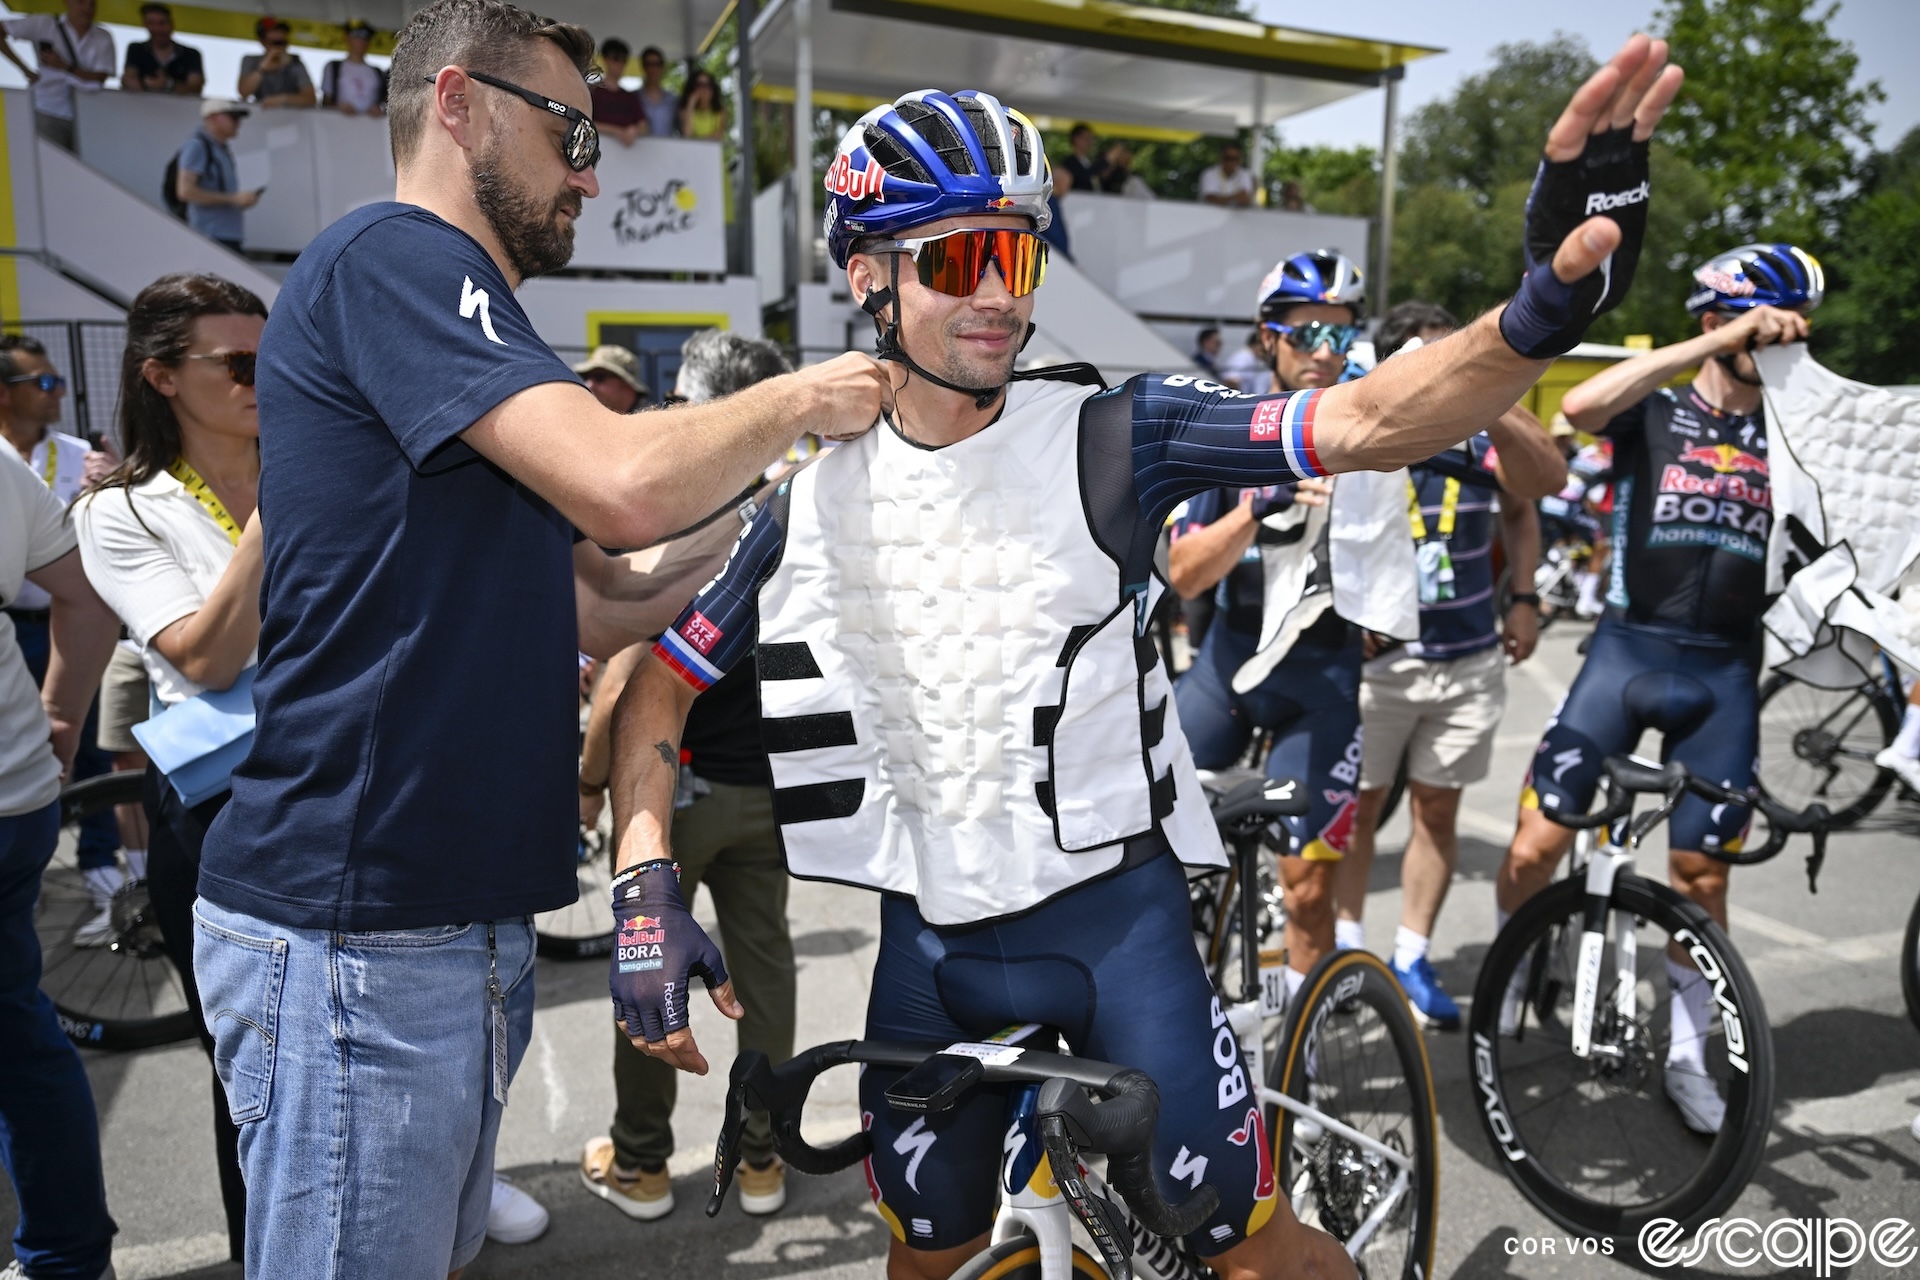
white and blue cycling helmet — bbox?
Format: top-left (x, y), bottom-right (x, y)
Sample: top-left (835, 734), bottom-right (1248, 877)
top-left (1255, 250), bottom-right (1367, 322)
top-left (823, 89), bottom-right (1053, 268)
top-left (1685, 243), bottom-right (1825, 316)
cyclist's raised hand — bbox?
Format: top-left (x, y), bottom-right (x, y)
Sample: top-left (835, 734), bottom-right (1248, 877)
top-left (608, 858), bottom-right (745, 1074)
top-left (1708, 305), bottom-right (1811, 354)
top-left (798, 350), bottom-right (893, 442)
top-left (1499, 35), bottom-right (1686, 359)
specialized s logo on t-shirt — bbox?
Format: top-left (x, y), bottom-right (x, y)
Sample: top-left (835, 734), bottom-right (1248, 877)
top-left (459, 275), bottom-right (507, 347)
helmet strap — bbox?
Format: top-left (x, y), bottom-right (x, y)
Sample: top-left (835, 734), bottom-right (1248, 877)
top-left (1714, 352), bottom-right (1764, 387)
top-left (859, 256), bottom-right (1018, 413)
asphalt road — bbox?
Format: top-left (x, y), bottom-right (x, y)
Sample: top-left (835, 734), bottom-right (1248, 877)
top-left (9, 619), bottom-right (1920, 1280)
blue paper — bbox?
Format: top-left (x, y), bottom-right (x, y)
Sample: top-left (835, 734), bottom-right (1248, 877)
top-left (131, 666), bottom-right (256, 808)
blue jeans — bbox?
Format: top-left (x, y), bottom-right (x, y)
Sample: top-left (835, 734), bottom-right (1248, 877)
top-left (13, 618), bottom-right (117, 871)
top-left (0, 801), bottom-right (116, 1279)
top-left (192, 898), bottom-right (534, 1278)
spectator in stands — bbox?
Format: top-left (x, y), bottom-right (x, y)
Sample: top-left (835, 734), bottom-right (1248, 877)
top-left (1199, 141), bottom-right (1255, 207)
top-left (637, 45), bottom-right (676, 138)
top-left (1, 394), bottom-right (121, 1280)
top-left (573, 344), bottom-right (648, 413)
top-left (1060, 122), bottom-right (1103, 193)
top-left (590, 37), bottom-right (645, 146)
top-left (1, 0), bottom-right (115, 151)
top-left (320, 20), bottom-right (387, 116)
top-left (1277, 180), bottom-right (1315, 213)
top-left (74, 274), bottom-right (272, 1268)
top-left (176, 100), bottom-right (260, 252)
top-left (678, 67), bottom-right (727, 141)
top-left (1097, 141), bottom-right (1152, 198)
top-left (238, 17), bottom-right (316, 108)
top-left (122, 3), bottom-right (203, 95)
top-left (1040, 161), bottom-right (1073, 263)
top-left (1219, 327), bottom-right (1270, 395)
top-left (578, 330), bottom-right (797, 1224)
top-left (1192, 326), bottom-right (1222, 378)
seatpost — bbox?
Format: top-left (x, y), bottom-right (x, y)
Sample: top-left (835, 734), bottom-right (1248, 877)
top-left (1236, 831), bottom-right (1264, 1003)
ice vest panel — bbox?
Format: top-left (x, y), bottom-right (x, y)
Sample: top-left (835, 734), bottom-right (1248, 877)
top-left (755, 372), bottom-right (1224, 926)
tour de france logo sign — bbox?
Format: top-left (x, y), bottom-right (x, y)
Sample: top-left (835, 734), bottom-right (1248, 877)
top-left (611, 179), bottom-right (701, 247)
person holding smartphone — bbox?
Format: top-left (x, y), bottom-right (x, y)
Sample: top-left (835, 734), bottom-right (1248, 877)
top-left (175, 100), bottom-right (261, 253)
top-left (0, 0), bottom-right (115, 151)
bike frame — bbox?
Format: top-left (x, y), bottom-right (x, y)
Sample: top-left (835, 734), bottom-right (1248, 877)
top-left (1565, 827), bottom-right (1641, 1061)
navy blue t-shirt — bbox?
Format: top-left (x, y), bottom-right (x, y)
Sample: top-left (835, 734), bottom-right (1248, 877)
top-left (1407, 433), bottom-right (1502, 659)
top-left (201, 204), bottom-right (582, 931)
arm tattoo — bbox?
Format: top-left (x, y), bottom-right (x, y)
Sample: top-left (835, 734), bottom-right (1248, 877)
top-left (654, 740), bottom-right (677, 768)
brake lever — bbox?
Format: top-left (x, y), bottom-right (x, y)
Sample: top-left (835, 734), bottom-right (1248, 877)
top-left (707, 1052), bottom-right (769, 1216)
top-left (1039, 1114), bottom-right (1134, 1280)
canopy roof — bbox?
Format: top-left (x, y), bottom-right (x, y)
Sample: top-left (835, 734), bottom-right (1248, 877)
top-left (36, 0), bottom-right (1438, 138)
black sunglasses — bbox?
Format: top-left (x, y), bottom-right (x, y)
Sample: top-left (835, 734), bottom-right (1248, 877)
top-left (185, 350), bottom-right (257, 386)
top-left (6, 372), bottom-right (65, 393)
top-left (437, 70), bottom-right (600, 171)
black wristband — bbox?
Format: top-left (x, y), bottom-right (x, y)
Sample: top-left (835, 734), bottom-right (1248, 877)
top-left (1509, 592), bottom-right (1541, 607)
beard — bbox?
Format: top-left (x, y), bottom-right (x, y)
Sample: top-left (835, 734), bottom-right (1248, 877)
top-left (472, 128), bottom-right (581, 280)
top-left (928, 311), bottom-right (1024, 391)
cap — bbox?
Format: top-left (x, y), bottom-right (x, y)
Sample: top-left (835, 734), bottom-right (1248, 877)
top-left (343, 19), bottom-right (374, 38)
top-left (573, 345), bottom-right (647, 394)
top-left (201, 97), bottom-right (250, 119)
top-left (1550, 411), bottom-right (1576, 438)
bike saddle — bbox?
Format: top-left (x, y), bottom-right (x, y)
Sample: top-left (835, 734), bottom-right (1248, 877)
top-left (1208, 772), bottom-right (1310, 822)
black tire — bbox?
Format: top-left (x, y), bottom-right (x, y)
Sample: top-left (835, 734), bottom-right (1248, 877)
top-left (1271, 949), bottom-right (1438, 1280)
top-left (36, 771), bottom-right (197, 1051)
top-left (1756, 671), bottom-right (1899, 830)
top-left (1466, 875), bottom-right (1773, 1237)
top-left (948, 1236), bottom-right (1110, 1280)
top-left (1902, 888), bottom-right (1920, 1037)
top-left (535, 821), bottom-right (617, 959)
top-left (1199, 844), bottom-right (1285, 1003)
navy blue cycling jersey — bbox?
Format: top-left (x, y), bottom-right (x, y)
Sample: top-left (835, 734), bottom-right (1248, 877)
top-left (1166, 484), bottom-right (1301, 636)
top-left (1602, 383), bottom-right (1769, 645)
top-left (655, 371), bottom-right (1328, 689)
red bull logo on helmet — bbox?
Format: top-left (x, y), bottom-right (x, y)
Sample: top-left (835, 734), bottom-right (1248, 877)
top-left (825, 153), bottom-right (887, 201)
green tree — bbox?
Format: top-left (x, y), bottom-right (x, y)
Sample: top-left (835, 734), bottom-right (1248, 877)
top-left (1262, 143), bottom-right (1378, 216)
top-left (1653, 0), bottom-right (1884, 248)
top-left (1813, 127), bottom-right (1920, 384)
top-left (1399, 35), bottom-right (1597, 194)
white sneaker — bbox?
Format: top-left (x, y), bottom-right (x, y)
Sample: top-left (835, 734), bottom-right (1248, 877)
top-left (1874, 746), bottom-right (1920, 794)
top-left (1664, 1064), bottom-right (1726, 1135)
top-left (72, 865), bottom-right (125, 949)
top-left (487, 1175), bottom-right (550, 1244)
top-left (0, 1263), bottom-right (113, 1279)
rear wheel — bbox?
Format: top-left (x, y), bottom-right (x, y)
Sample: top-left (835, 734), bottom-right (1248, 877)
top-left (1466, 874), bottom-right (1773, 1236)
top-left (1270, 949), bottom-right (1438, 1280)
top-left (1756, 672), bottom-right (1898, 829)
top-left (534, 815), bottom-right (616, 959)
top-left (35, 771), bottom-right (196, 1051)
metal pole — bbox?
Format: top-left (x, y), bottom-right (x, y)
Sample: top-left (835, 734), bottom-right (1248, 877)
top-left (734, 0), bottom-right (757, 277)
top-left (1374, 67), bottom-right (1401, 312)
top-left (1249, 74), bottom-right (1268, 206)
top-left (793, 0), bottom-right (813, 287)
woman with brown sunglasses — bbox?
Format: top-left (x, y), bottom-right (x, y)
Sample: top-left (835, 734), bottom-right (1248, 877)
top-left (71, 271), bottom-right (267, 1267)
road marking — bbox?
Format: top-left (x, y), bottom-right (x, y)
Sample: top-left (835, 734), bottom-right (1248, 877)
top-left (1513, 658), bottom-right (1570, 705)
top-left (537, 1023), bottom-right (568, 1134)
top-left (1727, 904), bottom-right (1828, 949)
top-left (1457, 806), bottom-right (1517, 846)
top-left (1779, 1074), bottom-right (1920, 1138)
top-left (1745, 928), bottom-right (1905, 979)
top-left (112, 1232), bottom-right (230, 1279)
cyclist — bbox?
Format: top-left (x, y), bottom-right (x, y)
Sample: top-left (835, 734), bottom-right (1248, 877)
top-left (1494, 243), bottom-right (1821, 1134)
top-left (614, 48), bottom-right (1680, 1280)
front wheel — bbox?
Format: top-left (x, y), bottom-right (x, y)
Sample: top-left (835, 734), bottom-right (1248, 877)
top-left (1270, 949), bottom-right (1438, 1280)
top-left (1467, 875), bottom-right (1773, 1237)
top-left (949, 1236), bottom-right (1110, 1280)
top-left (1902, 888), bottom-right (1920, 1037)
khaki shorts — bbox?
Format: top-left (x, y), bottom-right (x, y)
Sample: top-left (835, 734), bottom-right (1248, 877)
top-left (1360, 644), bottom-right (1507, 791)
top-left (96, 642), bottom-right (150, 755)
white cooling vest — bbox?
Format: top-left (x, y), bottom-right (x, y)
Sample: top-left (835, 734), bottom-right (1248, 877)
top-left (755, 374), bottom-right (1223, 925)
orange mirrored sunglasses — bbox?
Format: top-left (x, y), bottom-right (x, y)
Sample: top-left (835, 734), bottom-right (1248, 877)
top-left (873, 228), bottom-right (1049, 299)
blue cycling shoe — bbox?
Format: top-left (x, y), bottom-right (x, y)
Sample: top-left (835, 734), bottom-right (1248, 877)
top-left (1389, 956), bottom-right (1461, 1030)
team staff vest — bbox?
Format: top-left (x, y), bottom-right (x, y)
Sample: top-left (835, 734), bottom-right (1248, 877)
top-left (755, 372), bottom-right (1224, 926)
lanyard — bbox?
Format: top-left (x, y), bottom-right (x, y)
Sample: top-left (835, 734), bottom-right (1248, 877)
top-left (40, 435), bottom-right (57, 489)
top-left (167, 457), bottom-right (243, 546)
top-left (1406, 474), bottom-right (1461, 542)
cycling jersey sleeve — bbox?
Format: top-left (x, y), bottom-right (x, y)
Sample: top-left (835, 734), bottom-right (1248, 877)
top-left (1124, 373), bottom-right (1328, 527)
top-left (651, 509), bottom-right (785, 692)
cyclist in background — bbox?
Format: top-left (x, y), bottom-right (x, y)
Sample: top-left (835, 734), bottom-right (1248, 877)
top-left (1167, 249), bottom-right (1367, 1013)
top-left (612, 44), bottom-right (1681, 1279)
top-left (1495, 243), bottom-right (1822, 1134)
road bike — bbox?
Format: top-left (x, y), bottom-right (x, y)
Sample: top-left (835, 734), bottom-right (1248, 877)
top-left (1902, 884), bottom-right (1920, 1037)
top-left (710, 774), bottom-right (1439, 1279)
top-left (533, 816), bottom-right (617, 958)
top-left (1756, 649), bottom-right (1907, 829)
top-left (33, 770), bottom-right (196, 1050)
top-left (1468, 754), bottom-right (1828, 1238)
